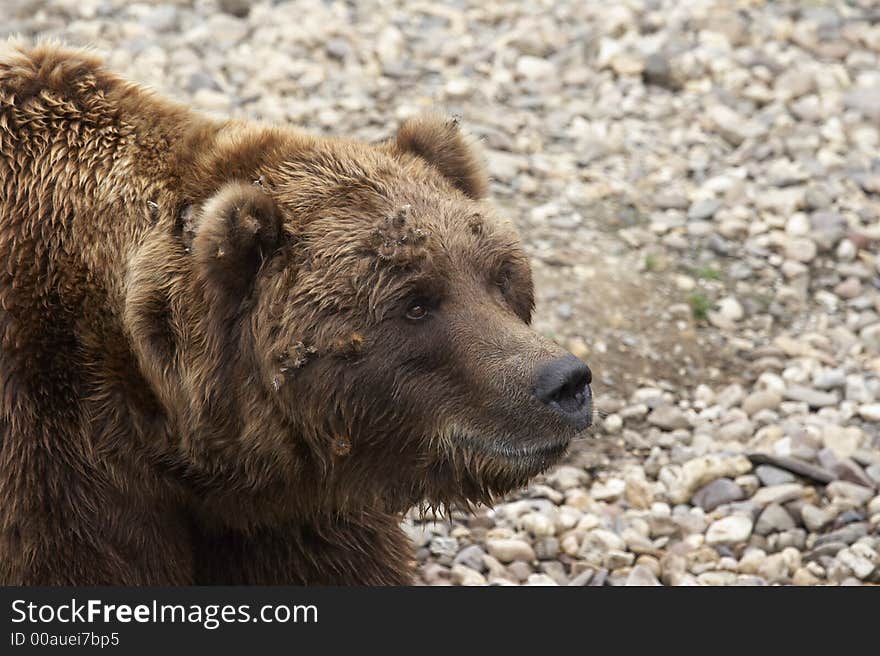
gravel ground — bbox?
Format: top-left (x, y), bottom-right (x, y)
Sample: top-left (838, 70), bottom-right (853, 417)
top-left (5, 0), bottom-right (879, 586)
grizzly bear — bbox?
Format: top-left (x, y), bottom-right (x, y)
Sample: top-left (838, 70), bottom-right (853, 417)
top-left (0, 41), bottom-right (593, 585)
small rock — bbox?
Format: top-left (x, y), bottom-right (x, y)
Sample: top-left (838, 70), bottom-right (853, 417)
top-left (688, 198), bottom-right (723, 221)
top-left (706, 515), bottom-right (753, 545)
top-left (834, 277), bottom-right (862, 300)
top-left (643, 52), bottom-right (680, 90)
top-left (836, 549), bottom-right (876, 580)
top-left (709, 297), bottom-right (744, 329)
top-left (486, 539), bottom-right (536, 563)
top-left (453, 545), bottom-right (487, 572)
top-left (813, 369), bottom-right (846, 390)
top-left (605, 550), bottom-right (635, 569)
top-left (857, 404), bottom-right (880, 422)
top-left (547, 465), bottom-right (588, 491)
top-left (717, 384), bottom-right (746, 409)
top-left (625, 564), bottom-right (662, 586)
top-left (743, 391), bottom-right (782, 416)
top-left (822, 425), bottom-right (863, 460)
top-left (603, 414), bottom-right (623, 434)
top-left (826, 481), bottom-right (875, 506)
top-left (516, 55), bottom-right (555, 80)
top-left (668, 455), bottom-right (753, 504)
top-left (845, 86), bottom-right (880, 121)
top-left (717, 419), bottom-right (754, 442)
top-left (217, 0), bottom-right (251, 17)
top-left (430, 537), bottom-right (458, 559)
top-left (813, 523), bottom-right (869, 548)
top-left (755, 503), bottom-right (796, 535)
top-left (533, 537), bottom-right (560, 561)
top-left (751, 484), bottom-right (807, 506)
top-left (444, 78), bottom-right (472, 98)
top-left (451, 564), bottom-right (487, 586)
top-left (792, 567), bottom-right (821, 585)
top-left (647, 405), bottom-right (690, 430)
top-left (784, 237), bottom-right (818, 263)
top-left (591, 478), bottom-right (626, 501)
top-left (755, 465), bottom-right (796, 487)
top-left (708, 105), bottom-right (763, 146)
top-left (524, 573), bottom-right (559, 586)
top-left (757, 553), bottom-right (789, 582)
top-left (568, 570), bottom-right (595, 586)
top-left (692, 478), bottom-right (745, 512)
top-left (140, 5), bottom-right (178, 32)
top-left (325, 38), bottom-right (351, 60)
top-left (783, 386), bottom-right (839, 408)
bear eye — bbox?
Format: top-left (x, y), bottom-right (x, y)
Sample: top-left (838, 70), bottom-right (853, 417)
top-left (405, 300), bottom-right (430, 321)
top-left (495, 265), bottom-right (513, 294)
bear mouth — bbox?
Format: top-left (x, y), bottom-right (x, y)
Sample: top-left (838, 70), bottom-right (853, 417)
top-left (453, 431), bottom-right (572, 469)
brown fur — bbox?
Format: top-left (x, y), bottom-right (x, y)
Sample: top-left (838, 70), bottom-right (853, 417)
top-left (0, 41), bottom-right (589, 585)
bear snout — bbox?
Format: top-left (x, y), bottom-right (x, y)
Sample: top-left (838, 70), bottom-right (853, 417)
top-left (532, 354), bottom-right (593, 431)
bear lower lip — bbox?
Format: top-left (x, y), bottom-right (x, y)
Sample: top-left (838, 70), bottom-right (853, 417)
top-left (454, 432), bottom-right (571, 464)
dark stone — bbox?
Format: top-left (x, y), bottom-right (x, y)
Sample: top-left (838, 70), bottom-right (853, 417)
top-left (643, 52), bottom-right (681, 90)
top-left (813, 522), bottom-right (869, 548)
top-left (746, 453), bottom-right (835, 484)
top-left (218, 0), bottom-right (251, 18)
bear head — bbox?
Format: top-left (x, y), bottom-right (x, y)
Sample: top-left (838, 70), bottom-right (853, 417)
top-left (129, 115), bottom-right (593, 521)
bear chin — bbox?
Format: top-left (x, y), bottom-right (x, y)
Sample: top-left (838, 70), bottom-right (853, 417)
top-left (416, 431), bottom-right (573, 508)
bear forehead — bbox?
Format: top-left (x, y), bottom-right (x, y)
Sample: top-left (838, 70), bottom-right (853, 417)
top-left (283, 195), bottom-right (525, 317)
top-left (273, 145), bottom-right (525, 276)
top-left (363, 197), bottom-right (523, 272)
top-left (288, 182), bottom-right (520, 265)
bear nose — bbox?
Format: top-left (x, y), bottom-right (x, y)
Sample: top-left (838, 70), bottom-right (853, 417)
top-left (533, 355), bottom-right (592, 429)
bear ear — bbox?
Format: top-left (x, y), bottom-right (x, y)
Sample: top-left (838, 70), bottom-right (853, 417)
top-left (392, 114), bottom-right (489, 200)
top-left (191, 181), bottom-right (282, 301)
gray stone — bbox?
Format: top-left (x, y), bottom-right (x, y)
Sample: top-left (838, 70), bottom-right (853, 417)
top-left (643, 52), bottom-right (680, 90)
top-left (826, 481), bottom-right (875, 505)
top-left (688, 198), bottom-right (723, 221)
top-left (647, 405), bottom-right (690, 431)
top-left (140, 5), bottom-right (178, 32)
top-left (453, 544), bottom-right (487, 572)
top-left (325, 38), bottom-right (351, 61)
top-left (568, 570), bottom-right (595, 586)
top-left (691, 478), bottom-right (745, 512)
top-left (717, 418), bottom-right (754, 441)
top-left (218, 0), bottom-right (251, 17)
top-left (755, 465), bottom-right (796, 487)
top-left (831, 459), bottom-right (876, 489)
top-left (755, 503), bottom-right (796, 535)
top-left (186, 71), bottom-right (221, 94)
top-left (533, 537), bottom-right (560, 561)
top-left (813, 368), bottom-right (847, 389)
top-left (751, 484), bottom-right (807, 506)
top-left (430, 537), bottom-right (459, 559)
top-left (813, 523), bottom-right (869, 548)
top-left (844, 86), bottom-right (880, 121)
